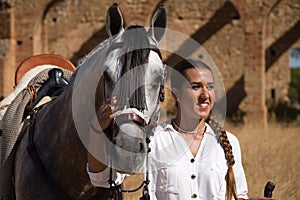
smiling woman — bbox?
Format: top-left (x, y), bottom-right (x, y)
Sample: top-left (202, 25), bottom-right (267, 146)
top-left (146, 59), bottom-right (248, 200)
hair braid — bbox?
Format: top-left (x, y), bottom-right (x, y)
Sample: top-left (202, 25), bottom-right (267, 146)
top-left (206, 116), bottom-right (238, 200)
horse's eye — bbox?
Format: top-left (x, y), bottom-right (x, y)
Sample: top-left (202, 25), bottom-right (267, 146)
top-left (151, 82), bottom-right (160, 89)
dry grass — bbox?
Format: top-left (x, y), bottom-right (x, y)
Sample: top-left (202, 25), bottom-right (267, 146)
top-left (229, 122), bottom-right (300, 200)
top-left (123, 122), bottom-right (300, 200)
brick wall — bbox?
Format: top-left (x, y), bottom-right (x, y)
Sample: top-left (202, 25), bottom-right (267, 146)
top-left (0, 2), bottom-right (12, 100)
top-left (0, 0), bottom-right (299, 126)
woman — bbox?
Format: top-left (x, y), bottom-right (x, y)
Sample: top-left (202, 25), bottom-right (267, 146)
top-left (87, 59), bottom-right (248, 200)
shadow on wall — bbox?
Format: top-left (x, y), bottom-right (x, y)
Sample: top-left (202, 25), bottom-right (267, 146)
top-left (70, 26), bottom-right (108, 66)
top-left (226, 75), bottom-right (246, 123)
top-left (164, 1), bottom-right (240, 67)
top-left (266, 20), bottom-right (300, 71)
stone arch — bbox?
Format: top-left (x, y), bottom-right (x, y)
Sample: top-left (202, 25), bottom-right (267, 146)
top-left (264, 0), bottom-right (300, 108)
top-left (228, 0), bottom-right (281, 126)
top-left (41, 0), bottom-right (69, 55)
top-left (32, 0), bottom-right (59, 54)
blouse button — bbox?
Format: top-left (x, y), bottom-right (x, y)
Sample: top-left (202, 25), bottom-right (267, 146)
top-left (191, 174), bottom-right (196, 179)
top-left (190, 158), bottom-right (195, 163)
top-left (191, 193), bottom-right (197, 198)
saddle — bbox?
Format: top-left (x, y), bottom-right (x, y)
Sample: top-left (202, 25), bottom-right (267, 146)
top-left (31, 68), bottom-right (69, 108)
top-left (0, 55), bottom-right (74, 200)
top-left (0, 68), bottom-right (68, 135)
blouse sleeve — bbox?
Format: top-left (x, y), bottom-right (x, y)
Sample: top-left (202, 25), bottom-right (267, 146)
top-left (86, 164), bottom-right (128, 188)
top-left (230, 133), bottom-right (248, 199)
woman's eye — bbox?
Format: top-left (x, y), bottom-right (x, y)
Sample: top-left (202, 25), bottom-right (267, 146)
top-left (192, 85), bottom-right (200, 90)
top-left (207, 84), bottom-right (214, 90)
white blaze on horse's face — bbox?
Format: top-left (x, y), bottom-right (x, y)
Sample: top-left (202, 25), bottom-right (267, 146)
top-left (103, 32), bottom-right (164, 124)
top-left (104, 38), bottom-right (165, 173)
top-left (144, 51), bottom-right (164, 123)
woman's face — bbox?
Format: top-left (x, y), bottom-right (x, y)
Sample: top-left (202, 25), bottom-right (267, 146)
top-left (176, 67), bottom-right (215, 121)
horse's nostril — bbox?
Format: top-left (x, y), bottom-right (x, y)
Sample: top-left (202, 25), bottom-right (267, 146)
top-left (139, 143), bottom-right (144, 151)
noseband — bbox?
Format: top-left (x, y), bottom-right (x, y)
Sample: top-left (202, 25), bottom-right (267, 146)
top-left (115, 113), bottom-right (147, 127)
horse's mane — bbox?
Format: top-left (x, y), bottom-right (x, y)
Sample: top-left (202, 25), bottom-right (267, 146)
top-left (78, 39), bottom-right (111, 66)
top-left (117, 25), bottom-right (150, 111)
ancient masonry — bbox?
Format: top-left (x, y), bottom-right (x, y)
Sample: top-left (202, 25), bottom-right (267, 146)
top-left (0, 0), bottom-right (300, 127)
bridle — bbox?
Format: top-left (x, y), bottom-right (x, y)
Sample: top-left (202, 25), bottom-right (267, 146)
top-left (104, 41), bottom-right (164, 128)
top-left (104, 41), bottom-right (165, 200)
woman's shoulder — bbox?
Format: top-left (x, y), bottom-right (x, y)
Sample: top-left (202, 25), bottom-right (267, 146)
top-left (224, 130), bottom-right (242, 153)
top-left (155, 119), bottom-right (173, 133)
top-left (151, 119), bottom-right (178, 146)
top-left (225, 131), bottom-right (239, 142)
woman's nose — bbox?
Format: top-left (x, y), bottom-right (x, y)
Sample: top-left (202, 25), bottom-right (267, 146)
top-left (199, 87), bottom-right (209, 99)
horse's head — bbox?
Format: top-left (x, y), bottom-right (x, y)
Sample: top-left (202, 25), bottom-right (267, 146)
top-left (95, 3), bottom-right (167, 173)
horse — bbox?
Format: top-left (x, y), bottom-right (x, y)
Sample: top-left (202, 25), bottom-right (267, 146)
top-left (2, 3), bottom-right (167, 199)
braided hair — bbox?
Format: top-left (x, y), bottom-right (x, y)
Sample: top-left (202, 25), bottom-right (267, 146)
top-left (206, 116), bottom-right (238, 200)
top-left (172, 59), bottom-right (238, 200)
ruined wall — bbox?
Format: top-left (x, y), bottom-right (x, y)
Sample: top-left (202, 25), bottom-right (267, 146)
top-left (1, 0), bottom-right (300, 125)
top-left (0, 1), bottom-right (14, 100)
top-left (266, 0), bottom-right (300, 105)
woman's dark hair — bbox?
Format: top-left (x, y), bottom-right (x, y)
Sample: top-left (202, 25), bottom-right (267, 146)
top-left (170, 59), bottom-right (214, 90)
top-left (171, 58), bottom-right (238, 200)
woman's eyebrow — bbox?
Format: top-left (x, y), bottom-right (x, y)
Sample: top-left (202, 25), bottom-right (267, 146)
top-left (190, 81), bottom-right (214, 85)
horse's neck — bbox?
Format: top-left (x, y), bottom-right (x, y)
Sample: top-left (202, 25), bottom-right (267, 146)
top-left (36, 78), bottom-right (86, 157)
top-left (34, 81), bottom-right (91, 196)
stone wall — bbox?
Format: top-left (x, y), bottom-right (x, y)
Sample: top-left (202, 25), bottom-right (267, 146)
top-left (266, 0), bottom-right (300, 104)
top-left (0, 0), bottom-right (299, 126)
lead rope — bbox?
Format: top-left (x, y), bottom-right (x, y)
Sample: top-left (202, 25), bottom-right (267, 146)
top-left (139, 134), bottom-right (150, 200)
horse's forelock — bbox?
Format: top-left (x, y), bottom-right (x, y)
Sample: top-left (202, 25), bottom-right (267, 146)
top-left (117, 25), bottom-right (151, 111)
top-left (120, 25), bottom-right (150, 74)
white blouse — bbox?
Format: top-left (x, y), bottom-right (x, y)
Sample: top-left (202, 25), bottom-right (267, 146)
top-left (87, 120), bottom-right (248, 200)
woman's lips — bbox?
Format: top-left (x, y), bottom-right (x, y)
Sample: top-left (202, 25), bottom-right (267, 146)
top-left (197, 102), bottom-right (209, 109)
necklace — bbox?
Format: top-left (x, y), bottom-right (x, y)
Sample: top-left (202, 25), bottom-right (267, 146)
top-left (172, 120), bottom-right (206, 135)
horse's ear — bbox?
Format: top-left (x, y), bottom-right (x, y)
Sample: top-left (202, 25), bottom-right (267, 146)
top-left (148, 4), bottom-right (167, 42)
top-left (106, 3), bottom-right (124, 37)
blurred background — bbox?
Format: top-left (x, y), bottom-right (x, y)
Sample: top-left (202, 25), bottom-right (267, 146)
top-left (0, 0), bottom-right (299, 199)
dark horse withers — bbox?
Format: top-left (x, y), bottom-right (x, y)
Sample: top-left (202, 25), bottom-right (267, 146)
top-left (10, 3), bottom-right (166, 199)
